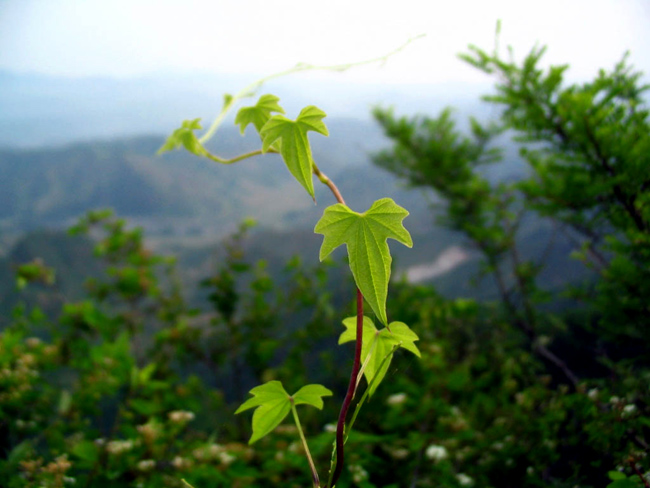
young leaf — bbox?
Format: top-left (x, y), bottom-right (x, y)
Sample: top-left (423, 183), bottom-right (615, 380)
top-left (293, 384), bottom-right (333, 409)
top-left (235, 94), bottom-right (285, 135)
top-left (157, 118), bottom-right (207, 157)
top-left (260, 106), bottom-right (329, 201)
top-left (315, 198), bottom-right (413, 325)
top-left (339, 316), bottom-right (420, 396)
top-left (235, 381), bottom-right (332, 444)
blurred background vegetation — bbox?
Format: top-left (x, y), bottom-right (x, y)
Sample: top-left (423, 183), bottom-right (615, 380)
top-left (1, 3), bottom-right (649, 486)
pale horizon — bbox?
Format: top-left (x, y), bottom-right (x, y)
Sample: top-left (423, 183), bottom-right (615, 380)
top-left (1, 0), bottom-right (649, 87)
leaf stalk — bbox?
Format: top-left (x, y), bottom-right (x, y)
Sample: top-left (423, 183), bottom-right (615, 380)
top-left (205, 148), bottom-right (278, 165)
top-left (313, 163), bottom-right (346, 206)
top-left (346, 344), bottom-right (400, 443)
top-left (291, 400), bottom-right (321, 488)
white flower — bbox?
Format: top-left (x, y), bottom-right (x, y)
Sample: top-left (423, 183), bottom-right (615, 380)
top-left (218, 451), bottom-right (236, 466)
top-left (168, 410), bottom-right (195, 423)
top-left (208, 443), bottom-right (225, 457)
top-left (515, 392), bottom-right (526, 405)
top-left (456, 473), bottom-right (474, 486)
top-left (543, 439), bottom-right (556, 449)
top-left (389, 448), bottom-right (409, 459)
top-left (386, 393), bottom-right (407, 406)
top-left (324, 423), bottom-right (337, 433)
top-left (172, 456), bottom-right (192, 469)
top-left (137, 459), bottom-right (155, 471)
top-left (587, 388), bottom-right (598, 400)
top-left (26, 337), bottom-right (42, 348)
top-left (106, 439), bottom-right (134, 455)
top-left (609, 396), bottom-right (621, 405)
top-left (137, 423), bottom-right (158, 442)
top-left (623, 404), bottom-right (637, 416)
top-left (348, 464), bottom-right (368, 484)
top-left (425, 444), bottom-right (448, 462)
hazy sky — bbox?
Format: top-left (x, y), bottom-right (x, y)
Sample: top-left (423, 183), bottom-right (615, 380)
top-left (1, 0), bottom-right (649, 86)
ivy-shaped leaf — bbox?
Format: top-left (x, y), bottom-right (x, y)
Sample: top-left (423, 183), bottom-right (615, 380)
top-left (293, 384), bottom-right (333, 408)
top-left (157, 118), bottom-right (206, 157)
top-left (339, 316), bottom-right (420, 396)
top-left (235, 94), bottom-right (285, 135)
top-left (235, 381), bottom-right (332, 444)
top-left (260, 106), bottom-right (329, 201)
top-left (315, 198), bottom-right (412, 326)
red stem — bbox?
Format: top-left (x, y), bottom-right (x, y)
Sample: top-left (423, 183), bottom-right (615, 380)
top-left (330, 288), bottom-right (363, 487)
top-left (312, 163), bottom-right (362, 487)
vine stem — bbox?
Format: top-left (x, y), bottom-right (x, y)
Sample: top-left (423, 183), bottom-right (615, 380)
top-left (312, 159), bottom-right (363, 488)
top-left (205, 148), bottom-right (278, 165)
top-left (291, 401), bottom-right (321, 488)
top-left (329, 288), bottom-right (364, 488)
top-left (355, 334), bottom-right (378, 390)
top-left (199, 35), bottom-right (425, 144)
top-left (202, 130), bottom-right (363, 487)
top-left (313, 164), bottom-right (345, 205)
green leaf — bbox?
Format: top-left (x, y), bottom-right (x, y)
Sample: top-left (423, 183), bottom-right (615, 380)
top-left (71, 440), bottom-right (99, 463)
top-left (608, 471), bottom-right (627, 481)
top-left (339, 316), bottom-right (420, 396)
top-left (292, 384), bottom-right (333, 409)
top-left (58, 390), bottom-right (72, 415)
top-left (260, 106), bottom-right (329, 200)
top-left (16, 260), bottom-right (55, 289)
top-left (130, 399), bottom-right (162, 416)
top-left (315, 198), bottom-right (413, 325)
top-left (157, 118), bottom-right (206, 156)
top-left (235, 94), bottom-right (285, 135)
top-left (138, 362), bottom-right (157, 384)
top-left (235, 381), bottom-right (332, 444)
top-left (607, 479), bottom-right (643, 488)
top-left (8, 441), bottom-right (32, 463)
top-left (606, 471), bottom-right (643, 487)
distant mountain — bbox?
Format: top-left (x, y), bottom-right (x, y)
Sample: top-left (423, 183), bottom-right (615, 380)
top-left (0, 102), bottom-right (595, 318)
top-left (0, 120), bottom-right (401, 237)
top-left (0, 69), bottom-right (490, 149)
top-left (0, 67), bottom-right (601, 331)
top-left (0, 122), bottom-right (472, 317)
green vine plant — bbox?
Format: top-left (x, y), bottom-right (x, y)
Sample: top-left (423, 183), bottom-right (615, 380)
top-left (158, 41), bottom-right (422, 488)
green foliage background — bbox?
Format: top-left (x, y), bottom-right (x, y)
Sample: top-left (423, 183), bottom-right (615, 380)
top-left (1, 38), bottom-right (649, 488)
